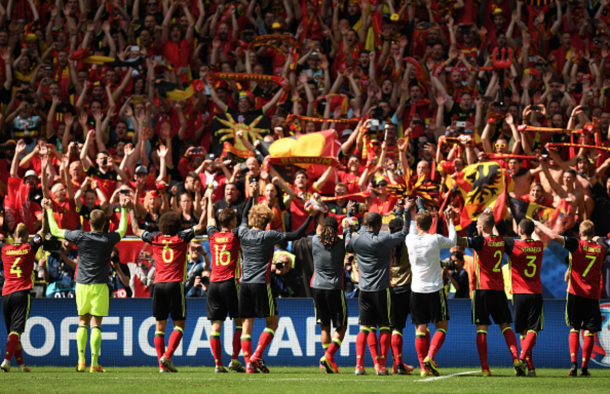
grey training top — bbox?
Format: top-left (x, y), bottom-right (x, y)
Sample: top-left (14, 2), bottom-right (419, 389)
top-left (64, 230), bottom-right (122, 285)
top-left (345, 212), bottom-right (409, 292)
top-left (311, 234), bottom-right (346, 290)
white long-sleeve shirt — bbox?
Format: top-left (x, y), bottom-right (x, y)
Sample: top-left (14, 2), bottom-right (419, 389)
top-left (406, 221), bottom-right (457, 293)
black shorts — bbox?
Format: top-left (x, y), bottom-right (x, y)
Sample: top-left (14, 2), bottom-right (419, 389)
top-left (390, 287), bottom-right (411, 331)
top-left (471, 289), bottom-right (512, 326)
top-left (513, 293), bottom-right (544, 334)
top-left (566, 293), bottom-right (602, 332)
top-left (358, 289), bottom-right (391, 327)
top-left (2, 290), bottom-right (31, 334)
top-left (239, 283), bottom-right (278, 319)
top-left (313, 288), bottom-right (347, 329)
top-left (410, 289), bottom-right (449, 325)
top-left (153, 282), bottom-right (186, 322)
top-left (207, 279), bottom-right (240, 321)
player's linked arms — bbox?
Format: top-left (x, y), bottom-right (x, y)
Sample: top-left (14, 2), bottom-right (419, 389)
top-left (456, 236), bottom-right (468, 248)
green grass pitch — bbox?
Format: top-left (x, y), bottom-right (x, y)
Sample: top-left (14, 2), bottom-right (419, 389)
top-left (3, 367), bottom-right (610, 393)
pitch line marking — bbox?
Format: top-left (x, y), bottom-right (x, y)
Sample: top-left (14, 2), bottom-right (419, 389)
top-left (416, 370), bottom-right (480, 382)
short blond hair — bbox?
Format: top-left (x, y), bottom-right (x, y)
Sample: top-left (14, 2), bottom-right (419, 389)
top-left (579, 220), bottom-right (595, 238)
top-left (248, 203), bottom-right (273, 229)
top-left (416, 211), bottom-right (432, 232)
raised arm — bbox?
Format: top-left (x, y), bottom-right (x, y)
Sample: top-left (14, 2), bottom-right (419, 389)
top-left (42, 199), bottom-right (67, 239)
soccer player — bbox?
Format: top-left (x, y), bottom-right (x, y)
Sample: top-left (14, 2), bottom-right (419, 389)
top-left (130, 202), bottom-right (207, 373)
top-left (44, 196), bottom-right (129, 373)
top-left (388, 217), bottom-right (415, 375)
top-left (312, 214), bottom-right (348, 374)
top-left (0, 223), bottom-right (44, 373)
top-left (535, 219), bottom-right (608, 377)
top-left (205, 189), bottom-right (246, 373)
top-left (346, 201), bottom-right (410, 376)
top-left (505, 219), bottom-right (544, 377)
top-left (238, 183), bottom-right (315, 374)
top-left (406, 199), bottom-right (456, 377)
top-left (456, 212), bottom-right (524, 377)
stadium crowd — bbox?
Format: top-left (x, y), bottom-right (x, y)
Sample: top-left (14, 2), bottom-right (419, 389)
top-left (0, 0), bottom-right (609, 300)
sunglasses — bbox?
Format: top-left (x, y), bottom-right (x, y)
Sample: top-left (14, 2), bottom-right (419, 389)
top-left (495, 143), bottom-right (506, 149)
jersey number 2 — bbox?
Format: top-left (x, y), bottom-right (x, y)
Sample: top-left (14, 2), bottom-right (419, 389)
top-left (493, 251), bottom-right (502, 272)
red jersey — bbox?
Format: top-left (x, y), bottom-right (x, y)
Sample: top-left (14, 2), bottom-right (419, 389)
top-left (468, 234), bottom-right (506, 291)
top-left (208, 227), bottom-right (241, 282)
top-left (564, 237), bottom-right (606, 299)
top-left (52, 198), bottom-right (79, 231)
top-left (290, 185), bottom-right (318, 232)
top-left (506, 238), bottom-right (543, 294)
top-left (142, 229), bottom-right (197, 283)
top-left (1, 235), bottom-right (43, 295)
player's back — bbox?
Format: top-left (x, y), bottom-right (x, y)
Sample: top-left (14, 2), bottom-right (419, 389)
top-left (565, 237), bottom-right (606, 299)
top-left (508, 239), bottom-right (543, 294)
top-left (311, 234), bottom-right (345, 290)
top-left (149, 233), bottom-right (191, 283)
top-left (1, 239), bottom-right (40, 296)
top-left (64, 229), bottom-right (121, 284)
top-left (472, 235), bottom-right (505, 291)
top-left (238, 227), bottom-right (284, 284)
top-left (208, 228), bottom-right (241, 282)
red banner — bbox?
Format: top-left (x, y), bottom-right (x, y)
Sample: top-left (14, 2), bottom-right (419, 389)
top-left (286, 114), bottom-right (363, 124)
top-left (209, 72), bottom-right (290, 90)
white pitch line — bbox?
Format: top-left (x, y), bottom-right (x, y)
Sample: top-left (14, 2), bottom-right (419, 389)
top-left (416, 370), bottom-right (480, 382)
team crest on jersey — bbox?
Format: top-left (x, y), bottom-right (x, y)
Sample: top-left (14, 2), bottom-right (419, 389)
top-left (590, 303), bottom-right (610, 367)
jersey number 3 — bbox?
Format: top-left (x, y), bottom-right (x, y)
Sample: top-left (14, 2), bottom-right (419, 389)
top-left (524, 255), bottom-right (537, 278)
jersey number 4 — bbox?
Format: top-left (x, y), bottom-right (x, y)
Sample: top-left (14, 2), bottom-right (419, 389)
top-left (10, 257), bottom-right (22, 278)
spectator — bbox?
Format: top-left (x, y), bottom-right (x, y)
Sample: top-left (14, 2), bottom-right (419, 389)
top-left (444, 250), bottom-right (469, 299)
top-left (270, 253), bottom-right (301, 298)
top-left (187, 271), bottom-right (210, 298)
top-left (184, 240), bottom-right (211, 295)
top-left (109, 247), bottom-right (132, 298)
top-left (39, 239), bottom-right (77, 298)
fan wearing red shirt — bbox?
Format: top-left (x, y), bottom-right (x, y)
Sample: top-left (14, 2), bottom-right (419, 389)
top-left (290, 169), bottom-right (332, 233)
top-left (457, 212), bottom-right (524, 377)
top-left (204, 190), bottom-right (245, 373)
top-left (41, 157), bottom-right (79, 231)
top-left (505, 219), bottom-right (544, 377)
top-left (131, 208), bottom-right (206, 373)
top-left (0, 224), bottom-right (43, 373)
top-left (535, 219), bottom-right (609, 378)
top-left (80, 130), bottom-right (130, 201)
top-left (160, 1), bottom-right (195, 83)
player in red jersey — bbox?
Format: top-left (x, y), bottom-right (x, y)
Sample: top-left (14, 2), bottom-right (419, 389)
top-left (535, 219), bottom-right (609, 377)
top-left (205, 188), bottom-right (245, 373)
top-left (505, 219), bottom-right (544, 377)
top-left (457, 212), bottom-right (525, 377)
top-left (0, 223), bottom-right (44, 373)
top-left (130, 203), bottom-right (207, 373)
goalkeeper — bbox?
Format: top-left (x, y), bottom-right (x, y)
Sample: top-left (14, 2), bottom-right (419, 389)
top-left (43, 195), bottom-right (130, 373)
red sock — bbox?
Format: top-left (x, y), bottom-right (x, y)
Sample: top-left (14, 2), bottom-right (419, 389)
top-left (476, 331), bottom-right (489, 370)
top-left (210, 332), bottom-right (222, 367)
top-left (379, 327), bottom-right (391, 367)
top-left (425, 329), bottom-right (430, 351)
top-left (415, 332), bottom-right (427, 369)
top-left (569, 330), bottom-right (579, 363)
top-left (232, 327), bottom-right (242, 361)
top-left (356, 329), bottom-right (368, 367)
top-left (154, 331), bottom-right (165, 367)
top-left (582, 334), bottom-right (595, 368)
top-left (520, 331), bottom-right (537, 363)
top-left (4, 333), bottom-right (20, 362)
top-left (367, 329), bottom-right (379, 365)
top-left (391, 332), bottom-right (403, 366)
top-left (326, 338), bottom-right (341, 359)
top-left (164, 328), bottom-right (183, 359)
top-left (241, 335), bottom-right (252, 364)
top-left (502, 327), bottom-right (519, 361)
top-left (428, 329), bottom-right (446, 360)
top-left (253, 328), bottom-right (275, 360)
top-left (14, 342), bottom-right (24, 366)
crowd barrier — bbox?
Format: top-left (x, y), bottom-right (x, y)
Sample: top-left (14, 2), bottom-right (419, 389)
top-left (2, 298), bottom-right (610, 368)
